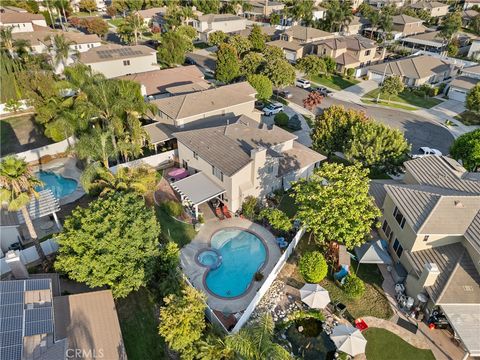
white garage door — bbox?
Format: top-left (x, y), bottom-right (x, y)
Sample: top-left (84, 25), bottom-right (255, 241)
top-left (285, 51), bottom-right (296, 62)
top-left (369, 72), bottom-right (383, 82)
top-left (449, 87), bottom-right (467, 102)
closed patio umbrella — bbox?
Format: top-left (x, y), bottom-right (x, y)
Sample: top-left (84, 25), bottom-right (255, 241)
top-left (330, 324), bottom-right (367, 356)
top-left (300, 284), bottom-right (331, 309)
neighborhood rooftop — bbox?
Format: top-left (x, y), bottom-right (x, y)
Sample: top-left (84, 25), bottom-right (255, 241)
top-left (368, 55), bottom-right (452, 80)
top-left (79, 44), bottom-right (156, 63)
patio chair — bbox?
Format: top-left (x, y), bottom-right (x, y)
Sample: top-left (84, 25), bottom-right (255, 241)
top-left (222, 205), bottom-right (232, 218)
top-left (215, 207), bottom-right (224, 220)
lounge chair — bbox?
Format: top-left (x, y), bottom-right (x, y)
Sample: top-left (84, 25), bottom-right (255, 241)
top-left (215, 207), bottom-right (224, 220)
top-left (222, 206), bottom-right (232, 218)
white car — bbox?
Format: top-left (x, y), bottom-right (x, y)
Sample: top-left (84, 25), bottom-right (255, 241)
top-left (412, 147), bottom-right (442, 158)
top-left (295, 78), bottom-right (311, 89)
top-left (262, 102), bottom-right (284, 116)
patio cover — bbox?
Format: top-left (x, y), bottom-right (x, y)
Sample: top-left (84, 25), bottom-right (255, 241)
top-left (170, 172), bottom-right (225, 206)
top-left (15, 190), bottom-right (60, 224)
top-left (355, 240), bottom-right (392, 265)
top-left (440, 304), bottom-right (480, 357)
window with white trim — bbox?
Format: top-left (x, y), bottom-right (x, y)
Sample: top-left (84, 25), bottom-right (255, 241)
top-left (123, 60), bottom-right (131, 66)
top-left (393, 206), bottom-right (406, 228)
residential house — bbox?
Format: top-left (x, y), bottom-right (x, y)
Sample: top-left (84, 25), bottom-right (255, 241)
top-left (368, 0), bottom-right (406, 8)
top-left (462, 9), bottom-right (479, 28)
top-left (0, 6), bottom-right (47, 33)
top-left (238, 25), bottom-right (281, 40)
top-left (410, 1), bottom-right (449, 18)
top-left (367, 54), bottom-right (455, 86)
top-left (369, 156), bottom-right (480, 358)
top-left (193, 14), bottom-right (247, 42)
top-left (341, 16), bottom-right (370, 35)
top-left (392, 14), bottom-right (427, 38)
top-left (400, 30), bottom-right (474, 54)
top-left (70, 0), bottom-right (106, 12)
top-left (464, 0), bottom-right (480, 10)
top-left (173, 116), bottom-right (326, 214)
top-left (468, 39), bottom-right (480, 60)
top-left (448, 64), bottom-right (480, 102)
top-left (242, 0), bottom-right (285, 20)
top-left (280, 6), bottom-right (328, 26)
top-left (79, 44), bottom-right (158, 79)
top-left (315, 35), bottom-right (385, 76)
top-left (134, 6), bottom-right (202, 28)
top-left (119, 65), bottom-right (210, 99)
top-left (267, 25), bottom-right (334, 62)
top-left (0, 278), bottom-right (126, 360)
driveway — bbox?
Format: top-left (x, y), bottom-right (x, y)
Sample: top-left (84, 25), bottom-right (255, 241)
top-left (284, 86), bottom-right (454, 155)
top-left (331, 79), bottom-right (379, 102)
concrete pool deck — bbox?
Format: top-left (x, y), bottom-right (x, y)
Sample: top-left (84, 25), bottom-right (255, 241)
top-left (180, 218), bottom-right (281, 313)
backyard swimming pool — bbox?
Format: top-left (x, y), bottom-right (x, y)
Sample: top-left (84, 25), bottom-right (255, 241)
top-left (202, 228), bottom-right (267, 298)
top-left (35, 171), bottom-right (78, 199)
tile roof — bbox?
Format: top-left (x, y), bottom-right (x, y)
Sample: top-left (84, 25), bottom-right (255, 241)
top-left (198, 13), bottom-right (244, 23)
top-left (369, 179), bottom-right (401, 207)
top-left (266, 39), bottom-right (303, 51)
top-left (463, 64), bottom-right (480, 75)
top-left (393, 14), bottom-right (424, 25)
top-left (0, 8), bottom-right (45, 23)
top-left (283, 25), bottom-right (333, 42)
top-left (278, 142), bottom-right (326, 176)
top-left (12, 27), bottom-right (100, 46)
top-left (450, 76), bottom-right (478, 91)
top-left (79, 44), bottom-right (156, 64)
top-left (368, 55), bottom-right (451, 80)
top-left (465, 211), bottom-right (480, 252)
top-left (411, 1), bottom-right (449, 9)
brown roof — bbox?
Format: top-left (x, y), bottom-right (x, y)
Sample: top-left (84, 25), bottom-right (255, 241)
top-left (136, 6), bottom-right (167, 18)
top-left (238, 26), bottom-right (280, 38)
top-left (0, 8), bottom-right (45, 23)
top-left (119, 65), bottom-right (208, 96)
top-left (283, 25), bottom-right (333, 42)
top-left (450, 76), bottom-right (478, 91)
top-left (368, 55), bottom-right (451, 80)
top-left (266, 39), bottom-right (303, 51)
top-left (393, 14), bottom-right (424, 25)
top-left (12, 27), bottom-right (100, 46)
top-left (465, 211), bottom-right (480, 252)
top-left (79, 44), bottom-right (155, 64)
top-left (53, 290), bottom-right (126, 360)
top-left (278, 142), bottom-right (326, 175)
top-left (198, 13), bottom-right (244, 23)
top-left (411, 1), bottom-right (449, 9)
top-left (463, 64), bottom-right (480, 75)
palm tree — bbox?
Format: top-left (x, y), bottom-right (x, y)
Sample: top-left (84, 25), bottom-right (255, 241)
top-left (0, 27), bottom-right (14, 58)
top-left (367, 12), bottom-right (381, 39)
top-left (13, 39), bottom-right (32, 61)
top-left (0, 156), bottom-right (47, 262)
top-left (379, 13), bottom-right (393, 41)
top-left (226, 314), bottom-right (292, 360)
top-left (197, 336), bottom-right (235, 360)
top-left (73, 127), bottom-right (116, 168)
top-left (49, 34), bottom-right (78, 70)
top-left (118, 13), bottom-right (148, 45)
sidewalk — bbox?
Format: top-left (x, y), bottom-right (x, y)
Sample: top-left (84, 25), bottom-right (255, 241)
top-left (284, 102), bottom-right (315, 147)
top-left (331, 80), bottom-right (379, 102)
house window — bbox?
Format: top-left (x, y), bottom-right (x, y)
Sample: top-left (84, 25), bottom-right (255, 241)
top-left (393, 239), bottom-right (403, 258)
top-left (365, 50), bottom-right (371, 56)
top-left (393, 206), bottom-right (406, 228)
top-left (423, 235), bottom-right (429, 242)
top-left (182, 160), bottom-right (188, 170)
top-left (212, 165), bottom-right (224, 182)
top-left (193, 151), bottom-right (198, 160)
top-left (322, 48), bottom-right (326, 55)
top-left (123, 60), bottom-right (131, 66)
top-left (382, 220), bottom-right (393, 241)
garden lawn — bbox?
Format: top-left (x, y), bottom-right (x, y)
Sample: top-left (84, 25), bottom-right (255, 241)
top-left (364, 328), bottom-right (435, 360)
top-left (309, 75), bottom-right (359, 91)
top-left (108, 18), bottom-right (125, 27)
top-left (155, 205), bottom-right (196, 247)
top-left (454, 111), bottom-right (480, 126)
top-left (363, 88), bottom-right (443, 109)
top-left (361, 99), bottom-right (418, 111)
top-left (116, 288), bottom-right (166, 360)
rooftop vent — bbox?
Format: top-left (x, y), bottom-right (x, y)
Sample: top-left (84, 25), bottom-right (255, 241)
top-left (463, 285), bottom-right (473, 292)
top-left (454, 201), bottom-right (464, 208)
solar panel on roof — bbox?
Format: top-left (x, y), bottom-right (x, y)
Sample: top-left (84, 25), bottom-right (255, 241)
top-left (0, 316), bottom-right (22, 332)
top-left (0, 330), bottom-right (22, 347)
top-left (25, 308), bottom-right (52, 322)
top-left (0, 344), bottom-right (22, 360)
top-left (0, 304), bottom-right (23, 318)
top-left (24, 320), bottom-right (53, 336)
top-left (25, 279), bottom-right (50, 291)
top-left (0, 281), bottom-right (24, 293)
top-left (0, 292), bottom-right (23, 306)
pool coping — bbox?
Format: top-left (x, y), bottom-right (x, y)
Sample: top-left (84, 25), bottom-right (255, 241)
top-left (199, 227), bottom-right (270, 301)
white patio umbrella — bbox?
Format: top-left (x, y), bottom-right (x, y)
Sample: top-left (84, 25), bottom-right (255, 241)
top-left (330, 324), bottom-right (367, 356)
top-left (299, 283), bottom-right (331, 309)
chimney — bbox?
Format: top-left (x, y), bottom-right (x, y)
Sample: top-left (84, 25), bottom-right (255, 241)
top-left (250, 147), bottom-right (267, 188)
top-left (418, 263), bottom-right (440, 288)
top-left (5, 250), bottom-right (29, 279)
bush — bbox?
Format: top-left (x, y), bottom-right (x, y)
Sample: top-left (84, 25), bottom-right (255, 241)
top-left (274, 111), bottom-right (289, 127)
top-left (288, 114), bottom-right (302, 131)
top-left (298, 251), bottom-right (328, 283)
top-left (241, 196), bottom-right (258, 219)
top-left (258, 208), bottom-right (292, 232)
top-left (342, 273), bottom-right (365, 299)
top-left (163, 200), bottom-right (183, 217)
top-left (346, 68), bottom-right (355, 79)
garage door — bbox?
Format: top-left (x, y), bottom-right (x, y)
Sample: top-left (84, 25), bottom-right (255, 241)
top-left (369, 72), bottom-right (383, 82)
top-left (449, 87), bottom-right (467, 102)
top-left (285, 51), bottom-right (296, 62)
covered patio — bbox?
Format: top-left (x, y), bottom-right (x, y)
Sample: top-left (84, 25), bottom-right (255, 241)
top-left (170, 172), bottom-right (225, 219)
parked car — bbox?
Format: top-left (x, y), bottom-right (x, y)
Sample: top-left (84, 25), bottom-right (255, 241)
top-left (412, 147), bottom-right (442, 158)
top-left (274, 89), bottom-right (293, 99)
top-left (262, 102), bottom-right (284, 116)
top-left (295, 78), bottom-right (311, 89)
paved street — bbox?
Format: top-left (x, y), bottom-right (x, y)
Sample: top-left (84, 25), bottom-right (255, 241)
top-left (284, 86), bottom-right (455, 155)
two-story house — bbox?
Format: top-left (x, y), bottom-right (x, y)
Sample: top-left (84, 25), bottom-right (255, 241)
top-left (242, 0), bottom-right (285, 20)
top-left (193, 14), bottom-right (247, 42)
top-left (79, 44), bottom-right (158, 79)
top-left (267, 25), bottom-right (334, 62)
top-left (370, 156), bottom-right (480, 358)
top-left (0, 6), bottom-right (47, 33)
top-left (410, 1), bottom-right (450, 18)
top-left (173, 115), bottom-right (326, 215)
top-left (315, 35), bottom-right (385, 76)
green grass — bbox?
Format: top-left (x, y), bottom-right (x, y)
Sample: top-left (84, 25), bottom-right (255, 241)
top-left (309, 75), bottom-right (359, 91)
top-left (302, 114), bottom-right (314, 129)
top-left (194, 42), bottom-right (210, 49)
top-left (116, 288), bottom-right (166, 360)
top-left (363, 88), bottom-right (443, 109)
top-left (155, 205), bottom-right (196, 247)
top-left (364, 328), bottom-right (435, 360)
top-left (278, 192), bottom-right (298, 218)
top-left (361, 99), bottom-right (418, 111)
top-left (454, 110), bottom-right (480, 125)
top-left (108, 18), bottom-right (125, 27)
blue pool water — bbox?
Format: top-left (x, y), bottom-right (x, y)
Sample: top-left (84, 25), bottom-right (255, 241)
top-left (35, 171), bottom-right (77, 199)
top-left (205, 228), bottom-right (266, 298)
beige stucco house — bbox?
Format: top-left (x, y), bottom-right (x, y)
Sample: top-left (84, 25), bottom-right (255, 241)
top-left (410, 1), bottom-right (449, 17)
top-left (79, 44), bottom-right (158, 79)
top-left (370, 156), bottom-right (480, 358)
top-left (173, 115), bottom-right (326, 213)
top-left (392, 14), bottom-right (427, 37)
top-left (0, 6), bottom-right (47, 33)
top-left (242, 0), bottom-right (285, 20)
top-left (448, 64), bottom-right (480, 102)
top-left (193, 14), bottom-right (247, 42)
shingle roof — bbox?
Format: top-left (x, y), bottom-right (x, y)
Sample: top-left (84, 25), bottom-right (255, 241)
top-left (463, 64), bottom-right (480, 75)
top-left (198, 13), bottom-right (244, 23)
top-left (368, 55), bottom-right (451, 80)
top-left (393, 14), bottom-right (423, 25)
top-left (79, 44), bottom-right (155, 64)
top-left (283, 25), bottom-right (333, 42)
top-left (411, 1), bottom-right (449, 9)
top-left (12, 27), bottom-right (100, 46)
top-left (465, 211), bottom-right (480, 252)
top-left (266, 39), bottom-right (303, 51)
top-left (0, 8), bottom-right (45, 23)
top-left (450, 76), bottom-right (478, 91)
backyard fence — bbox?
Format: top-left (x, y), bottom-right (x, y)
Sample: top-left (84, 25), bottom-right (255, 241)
top-left (230, 227), bottom-right (306, 333)
top-left (109, 150), bottom-right (177, 173)
top-left (1, 136), bottom-right (75, 163)
top-left (0, 239), bottom-right (58, 276)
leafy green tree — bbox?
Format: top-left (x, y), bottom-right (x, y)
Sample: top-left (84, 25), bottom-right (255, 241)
top-left (215, 43), bottom-right (240, 83)
top-left (447, 43), bottom-right (459, 56)
top-left (197, 336), bottom-right (235, 360)
top-left (263, 58), bottom-right (295, 88)
top-left (0, 156), bottom-right (46, 261)
top-left (470, 15), bottom-right (480, 35)
top-left (150, 241), bottom-right (183, 297)
top-left (296, 55), bottom-right (325, 78)
top-left (0, 27), bottom-right (14, 57)
top-left (208, 30), bottom-right (228, 46)
top-left (4, 98), bottom-right (22, 113)
top-left (247, 74), bottom-right (273, 101)
top-left (343, 273), bottom-right (365, 299)
top-left (164, 4), bottom-right (195, 30)
top-left (439, 11), bottom-right (462, 43)
top-left (263, 45), bottom-right (285, 62)
top-left (299, 251), bottom-right (328, 283)
top-left (322, 56), bottom-right (336, 77)
top-left (240, 52), bottom-right (264, 75)
top-left (285, 0), bottom-right (315, 25)
top-left (227, 34), bottom-right (252, 58)
top-left (466, 83), bottom-right (480, 114)
top-left (176, 24), bottom-right (197, 40)
top-left (292, 162), bottom-right (380, 249)
top-left (79, 0), bottom-right (97, 14)
top-left (159, 286), bottom-right (207, 355)
top-left (83, 17), bottom-right (109, 38)
top-left (324, 0), bottom-right (353, 32)
top-left (226, 314), bottom-right (291, 360)
top-left (158, 30), bottom-right (192, 67)
top-left (193, 0), bottom-right (220, 14)
top-left (345, 121), bottom-right (410, 172)
top-left (241, 195), bottom-right (258, 219)
top-left (270, 12), bottom-right (281, 25)
top-left (55, 192), bottom-right (160, 298)
top-left (72, 128), bottom-right (116, 168)
top-left (117, 13), bottom-right (148, 45)
top-left (274, 111), bottom-right (289, 127)
top-left (248, 24), bottom-right (266, 51)
top-left (450, 129), bottom-right (480, 171)
top-left (258, 208), bottom-right (292, 233)
top-left (381, 75), bottom-right (404, 100)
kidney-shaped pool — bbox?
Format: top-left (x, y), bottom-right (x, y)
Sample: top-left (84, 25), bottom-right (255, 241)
top-left (201, 228), bottom-right (267, 298)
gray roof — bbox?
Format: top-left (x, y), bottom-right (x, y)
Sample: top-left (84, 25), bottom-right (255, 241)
top-left (170, 172), bottom-right (225, 205)
top-left (450, 76), bottom-right (478, 91)
top-left (411, 1), bottom-right (449, 9)
top-left (355, 240), bottom-right (392, 264)
top-left (278, 142), bottom-right (326, 176)
top-left (80, 44), bottom-right (155, 64)
top-left (393, 14), bottom-right (423, 25)
top-left (369, 179), bottom-right (401, 207)
top-left (465, 211), bottom-right (480, 253)
top-left (198, 13), bottom-right (244, 23)
top-left (143, 122), bottom-right (173, 144)
top-left (368, 55), bottom-right (451, 80)
top-left (441, 304), bottom-right (480, 356)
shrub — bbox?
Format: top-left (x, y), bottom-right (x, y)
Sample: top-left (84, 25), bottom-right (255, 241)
top-left (342, 273), bottom-right (365, 299)
top-left (346, 68), bottom-right (355, 79)
top-left (163, 200), bottom-right (183, 217)
top-left (274, 111), bottom-right (289, 127)
top-left (241, 196), bottom-right (258, 219)
top-left (298, 251), bottom-right (328, 283)
top-left (288, 114), bottom-right (302, 131)
top-left (258, 208), bottom-right (292, 232)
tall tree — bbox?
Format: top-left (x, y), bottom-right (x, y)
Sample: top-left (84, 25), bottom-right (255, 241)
top-left (55, 192), bottom-right (160, 298)
top-left (296, 55), bottom-right (325, 78)
top-left (439, 11), bottom-right (462, 43)
top-left (158, 30), bottom-right (192, 67)
top-left (322, 56), bottom-right (336, 77)
top-left (73, 127), bottom-right (116, 168)
top-left (215, 43), bottom-right (240, 83)
top-left (450, 129), bottom-right (480, 171)
top-left (466, 83), bottom-right (480, 114)
top-left (49, 34), bottom-right (78, 70)
top-left (240, 52), bottom-right (264, 76)
top-left (381, 75), bottom-right (404, 100)
top-left (263, 58), bottom-right (295, 88)
top-left (208, 30), bottom-right (228, 46)
top-left (262, 45), bottom-right (285, 62)
top-left (248, 24), bottom-right (266, 51)
top-left (117, 13), bottom-right (148, 45)
top-left (192, 0), bottom-right (220, 14)
top-left (79, 0), bottom-right (97, 14)
top-left (227, 34), bottom-right (252, 58)
top-left (247, 74), bottom-right (273, 101)
top-left (82, 17), bottom-right (109, 38)
top-left (292, 162), bottom-right (380, 248)
top-left (0, 156), bottom-right (46, 261)
top-left (0, 27), bottom-right (14, 57)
